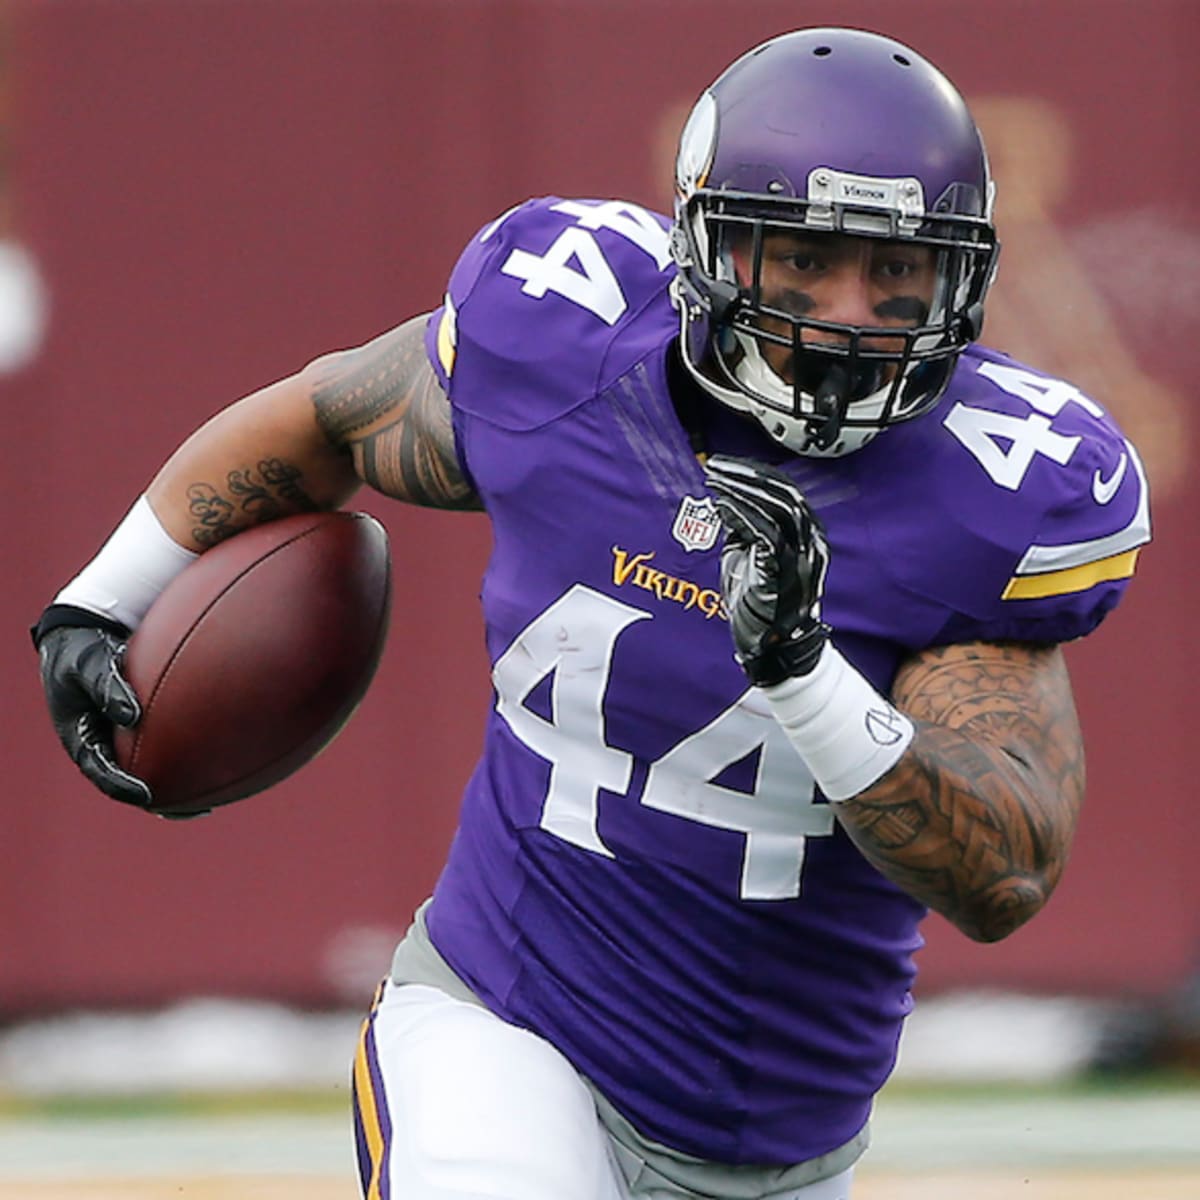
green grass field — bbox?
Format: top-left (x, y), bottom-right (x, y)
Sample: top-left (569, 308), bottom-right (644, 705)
top-left (1, 1075), bottom-right (1196, 1198)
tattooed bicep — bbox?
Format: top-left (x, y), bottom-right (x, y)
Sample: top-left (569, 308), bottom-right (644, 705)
top-left (890, 640), bottom-right (1081, 751)
top-left (311, 315), bottom-right (480, 510)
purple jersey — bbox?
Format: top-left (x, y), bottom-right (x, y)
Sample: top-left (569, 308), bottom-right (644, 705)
top-left (419, 198), bottom-right (1149, 1164)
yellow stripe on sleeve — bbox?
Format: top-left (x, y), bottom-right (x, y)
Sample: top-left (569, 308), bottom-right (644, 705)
top-left (1002, 548), bottom-right (1140, 601)
top-left (436, 303), bottom-right (457, 377)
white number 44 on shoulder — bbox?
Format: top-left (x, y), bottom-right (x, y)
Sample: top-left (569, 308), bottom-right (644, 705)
top-left (500, 201), bottom-right (671, 326)
top-left (944, 362), bottom-right (1103, 491)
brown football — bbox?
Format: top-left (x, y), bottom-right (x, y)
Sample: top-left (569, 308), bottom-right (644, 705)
top-left (114, 511), bottom-right (391, 816)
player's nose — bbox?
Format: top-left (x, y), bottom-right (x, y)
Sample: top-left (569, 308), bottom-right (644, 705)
top-left (812, 265), bottom-right (878, 330)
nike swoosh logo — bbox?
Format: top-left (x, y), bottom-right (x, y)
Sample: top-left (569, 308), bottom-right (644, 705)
top-left (1092, 452), bottom-right (1128, 505)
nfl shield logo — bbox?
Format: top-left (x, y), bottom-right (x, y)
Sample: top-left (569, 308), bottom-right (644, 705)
top-left (672, 495), bottom-right (721, 552)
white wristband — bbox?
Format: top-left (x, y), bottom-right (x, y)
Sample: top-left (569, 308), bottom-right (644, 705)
top-left (54, 495), bottom-right (198, 631)
top-left (762, 643), bottom-right (915, 801)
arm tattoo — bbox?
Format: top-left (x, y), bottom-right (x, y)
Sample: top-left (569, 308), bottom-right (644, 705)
top-left (312, 316), bottom-right (480, 510)
top-left (186, 459), bottom-right (318, 547)
top-left (834, 641), bottom-right (1084, 941)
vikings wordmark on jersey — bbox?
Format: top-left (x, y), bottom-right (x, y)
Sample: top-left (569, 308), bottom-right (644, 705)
top-left (420, 197), bottom-right (1147, 1164)
top-left (611, 545), bottom-right (725, 620)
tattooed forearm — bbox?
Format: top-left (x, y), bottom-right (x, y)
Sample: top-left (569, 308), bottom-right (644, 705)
top-left (834, 641), bottom-right (1084, 942)
top-left (186, 459), bottom-right (318, 546)
top-left (312, 316), bottom-right (480, 510)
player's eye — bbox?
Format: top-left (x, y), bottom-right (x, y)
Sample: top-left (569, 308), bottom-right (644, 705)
top-left (783, 250), bottom-right (823, 273)
top-left (876, 258), bottom-right (918, 280)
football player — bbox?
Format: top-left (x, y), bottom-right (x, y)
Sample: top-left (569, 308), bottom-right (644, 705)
top-left (35, 27), bottom-right (1149, 1200)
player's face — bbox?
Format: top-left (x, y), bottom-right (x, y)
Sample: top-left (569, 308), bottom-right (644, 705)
top-left (730, 230), bottom-right (938, 383)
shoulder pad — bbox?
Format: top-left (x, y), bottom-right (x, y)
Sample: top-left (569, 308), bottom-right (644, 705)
top-left (423, 197), bottom-right (675, 430)
top-left (863, 346), bottom-right (1150, 644)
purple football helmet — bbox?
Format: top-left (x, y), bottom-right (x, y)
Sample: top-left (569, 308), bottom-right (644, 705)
top-left (671, 28), bottom-right (1000, 456)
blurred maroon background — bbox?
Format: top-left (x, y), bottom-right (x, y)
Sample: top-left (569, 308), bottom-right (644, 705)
top-left (4, 0), bottom-right (1196, 1011)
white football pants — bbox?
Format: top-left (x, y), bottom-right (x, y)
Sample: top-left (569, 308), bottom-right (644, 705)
top-left (352, 980), bottom-right (855, 1200)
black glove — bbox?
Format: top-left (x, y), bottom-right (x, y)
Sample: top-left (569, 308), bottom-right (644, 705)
top-left (34, 611), bottom-right (153, 809)
top-left (703, 455), bottom-right (831, 687)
